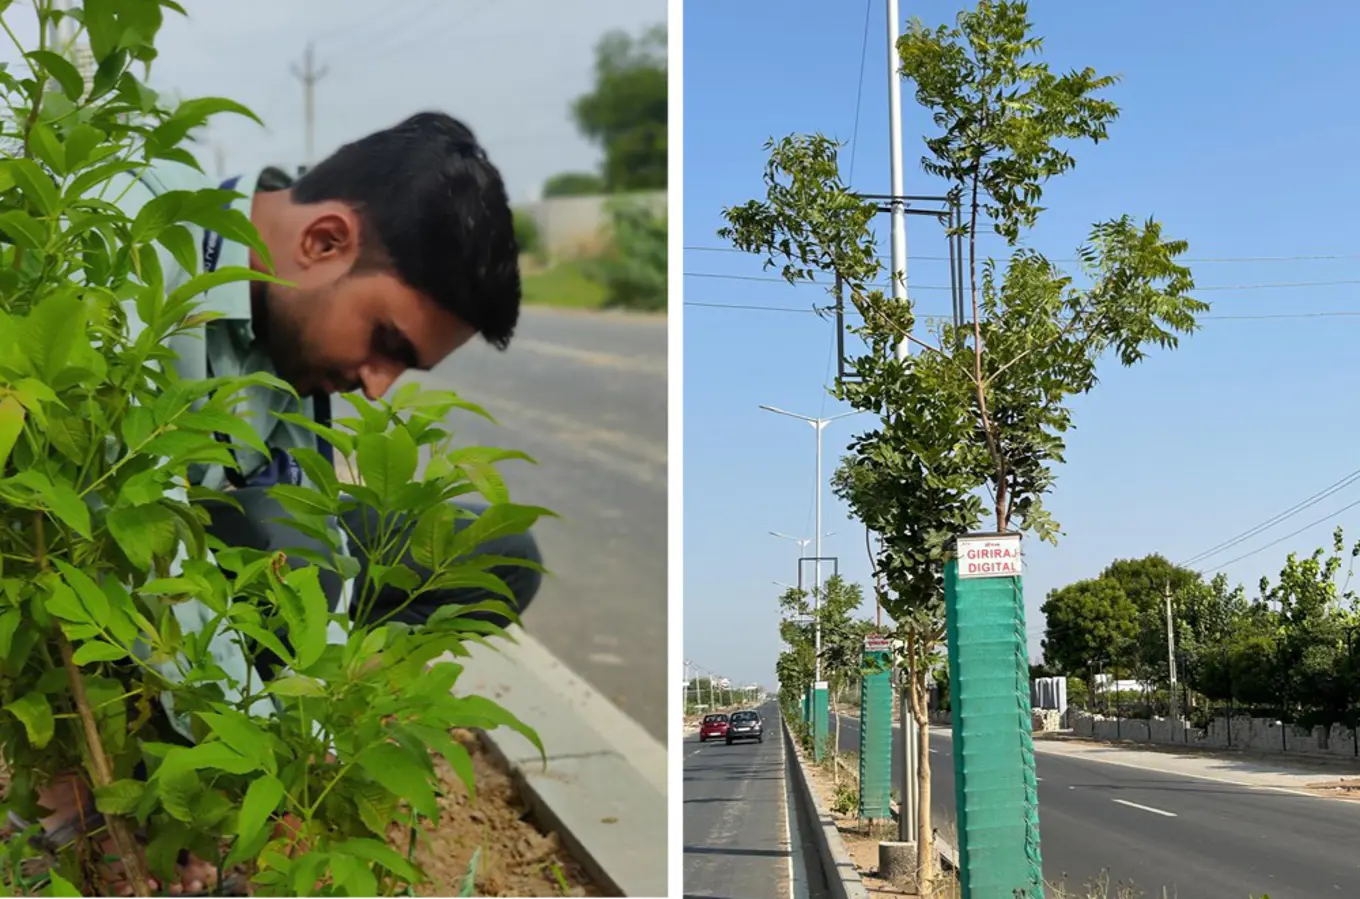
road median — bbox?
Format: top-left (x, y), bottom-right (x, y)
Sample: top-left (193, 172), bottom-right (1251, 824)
top-left (782, 713), bottom-right (869, 899)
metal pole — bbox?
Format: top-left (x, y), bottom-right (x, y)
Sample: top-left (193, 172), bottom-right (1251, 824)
top-left (887, 0), bottom-right (909, 363)
top-left (1165, 582), bottom-right (1178, 723)
top-left (814, 422), bottom-right (826, 683)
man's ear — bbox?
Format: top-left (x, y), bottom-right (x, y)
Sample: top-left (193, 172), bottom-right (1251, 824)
top-left (298, 207), bottom-right (358, 267)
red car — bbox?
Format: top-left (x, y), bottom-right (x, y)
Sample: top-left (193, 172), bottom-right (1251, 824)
top-left (699, 713), bottom-right (729, 742)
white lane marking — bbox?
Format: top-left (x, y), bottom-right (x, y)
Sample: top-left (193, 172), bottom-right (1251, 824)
top-left (1112, 798), bottom-right (1177, 818)
top-left (781, 720), bottom-right (810, 899)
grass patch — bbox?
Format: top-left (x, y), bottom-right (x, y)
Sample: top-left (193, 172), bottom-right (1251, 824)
top-left (522, 262), bottom-right (608, 309)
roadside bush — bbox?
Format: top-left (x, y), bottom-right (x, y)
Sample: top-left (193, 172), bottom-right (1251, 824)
top-left (513, 210), bottom-right (543, 259)
top-left (542, 171), bottom-right (604, 198)
top-left (0, 3), bottom-right (548, 894)
top-left (585, 199), bottom-right (666, 311)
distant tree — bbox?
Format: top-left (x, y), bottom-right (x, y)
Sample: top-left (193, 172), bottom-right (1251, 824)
top-left (572, 23), bottom-right (666, 192)
top-left (1040, 577), bottom-right (1138, 691)
top-left (542, 171), bottom-right (606, 198)
top-left (1099, 555), bottom-right (1201, 685)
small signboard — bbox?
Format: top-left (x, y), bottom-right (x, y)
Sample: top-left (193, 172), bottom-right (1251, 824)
top-left (864, 635), bottom-right (893, 652)
top-left (957, 533), bottom-right (1022, 579)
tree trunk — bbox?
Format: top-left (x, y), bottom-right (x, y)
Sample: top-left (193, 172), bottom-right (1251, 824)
top-left (37, 514), bottom-right (152, 896)
top-left (906, 634), bottom-right (935, 889)
top-left (831, 684), bottom-right (840, 784)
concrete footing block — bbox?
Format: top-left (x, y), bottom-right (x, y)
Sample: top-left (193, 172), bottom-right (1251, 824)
top-left (878, 841), bottom-right (918, 884)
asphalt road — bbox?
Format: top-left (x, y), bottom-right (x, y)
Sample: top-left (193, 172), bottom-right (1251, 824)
top-left (684, 703), bottom-right (823, 899)
top-left (379, 308), bottom-right (668, 740)
top-left (836, 714), bottom-right (1360, 897)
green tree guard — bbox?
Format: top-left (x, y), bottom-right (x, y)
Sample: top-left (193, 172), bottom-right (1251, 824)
top-left (945, 536), bottom-right (1043, 898)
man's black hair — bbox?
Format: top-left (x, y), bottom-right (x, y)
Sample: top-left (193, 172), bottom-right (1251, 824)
top-left (291, 112), bottom-right (521, 349)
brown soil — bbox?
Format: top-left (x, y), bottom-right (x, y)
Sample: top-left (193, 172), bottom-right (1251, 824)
top-left (0, 730), bottom-right (600, 897)
top-left (1303, 777), bottom-right (1360, 800)
top-left (793, 743), bottom-right (939, 899)
top-left (393, 730), bottom-right (599, 897)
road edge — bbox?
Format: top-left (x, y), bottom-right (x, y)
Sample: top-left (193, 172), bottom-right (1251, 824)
top-left (781, 713), bottom-right (869, 899)
top-left (450, 628), bottom-right (667, 897)
top-left (523, 304), bottom-right (668, 324)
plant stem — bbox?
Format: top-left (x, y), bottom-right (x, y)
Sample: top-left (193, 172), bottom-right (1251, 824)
top-left (35, 513), bottom-right (153, 896)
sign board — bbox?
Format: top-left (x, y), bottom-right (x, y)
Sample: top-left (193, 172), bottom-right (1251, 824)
top-left (957, 533), bottom-right (1022, 579)
top-left (864, 635), bottom-right (893, 652)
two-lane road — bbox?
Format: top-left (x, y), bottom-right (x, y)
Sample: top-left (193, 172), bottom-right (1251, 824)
top-left (836, 714), bottom-right (1360, 897)
top-left (685, 703), bottom-right (823, 899)
top-left (397, 308), bottom-right (668, 739)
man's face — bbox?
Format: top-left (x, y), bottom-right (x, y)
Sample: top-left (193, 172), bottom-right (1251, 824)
top-left (260, 203), bottom-right (477, 398)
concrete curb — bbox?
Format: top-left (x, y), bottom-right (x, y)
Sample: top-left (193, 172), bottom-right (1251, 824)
top-left (781, 714), bottom-right (869, 899)
top-left (450, 628), bottom-right (666, 897)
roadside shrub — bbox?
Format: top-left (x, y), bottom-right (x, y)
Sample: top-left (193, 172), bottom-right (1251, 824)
top-left (585, 199), bottom-right (666, 311)
top-left (513, 210), bottom-right (543, 259)
top-left (0, 3), bottom-right (549, 894)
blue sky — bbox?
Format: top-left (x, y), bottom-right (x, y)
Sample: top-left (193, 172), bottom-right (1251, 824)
top-left (683, 0), bottom-right (1360, 690)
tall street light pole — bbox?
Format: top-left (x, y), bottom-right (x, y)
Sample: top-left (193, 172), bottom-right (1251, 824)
top-left (758, 406), bottom-right (860, 684)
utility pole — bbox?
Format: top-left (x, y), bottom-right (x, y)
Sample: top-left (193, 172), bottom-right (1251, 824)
top-left (885, 0), bottom-right (919, 851)
top-left (290, 42), bottom-right (328, 168)
top-left (1165, 582), bottom-right (1178, 724)
top-left (887, 0), bottom-right (909, 363)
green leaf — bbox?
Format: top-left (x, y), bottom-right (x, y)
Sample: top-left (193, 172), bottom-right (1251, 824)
top-left (0, 209), bottom-right (45, 249)
top-left (72, 640), bottom-right (127, 664)
top-left (42, 478), bottom-right (92, 538)
top-left (328, 853), bottom-right (379, 898)
top-left (0, 609), bottom-right (21, 658)
top-left (107, 503), bottom-right (179, 570)
top-left (62, 123), bottom-right (106, 171)
top-left (27, 49), bottom-right (83, 100)
top-left (179, 409), bottom-right (270, 456)
top-left (269, 484), bottom-right (338, 518)
top-left (234, 772), bottom-right (283, 848)
top-left (409, 502), bottom-right (460, 570)
top-left (44, 579), bottom-right (90, 625)
top-left (156, 768), bottom-right (201, 823)
top-left (158, 742), bottom-right (258, 779)
top-left (27, 121), bottom-right (64, 175)
top-left (9, 158), bottom-right (60, 216)
top-left (44, 873), bottom-right (81, 898)
top-left (356, 428), bottom-right (419, 505)
top-left (198, 709), bottom-right (274, 773)
top-left (422, 727), bottom-right (476, 801)
top-left (6, 692), bottom-right (54, 748)
top-left (182, 206), bottom-right (271, 271)
top-left (52, 561), bottom-right (110, 621)
top-left (0, 395), bottom-right (26, 470)
top-left (166, 265), bottom-right (286, 310)
top-left (157, 223), bottom-right (199, 276)
top-left (333, 837), bottom-right (423, 883)
top-left (23, 291), bottom-right (86, 380)
top-left (355, 742), bottom-right (437, 818)
top-left (266, 675), bottom-right (325, 698)
top-left (447, 503), bottom-right (554, 560)
top-left (94, 779), bottom-right (146, 815)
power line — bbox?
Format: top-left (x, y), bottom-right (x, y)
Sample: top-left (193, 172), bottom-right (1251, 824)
top-left (1199, 496), bottom-right (1360, 575)
top-left (683, 270), bottom-right (1360, 294)
top-left (1181, 469), bottom-right (1360, 567)
top-left (684, 244), bottom-right (1360, 265)
top-left (681, 299), bottom-right (1360, 323)
top-left (846, 0), bottom-right (873, 187)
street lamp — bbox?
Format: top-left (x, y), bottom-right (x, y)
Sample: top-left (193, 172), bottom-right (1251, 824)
top-left (758, 405), bottom-right (860, 683)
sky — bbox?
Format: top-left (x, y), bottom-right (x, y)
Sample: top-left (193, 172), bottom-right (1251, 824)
top-left (683, 0), bottom-right (1360, 690)
top-left (1, 0), bottom-right (665, 202)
